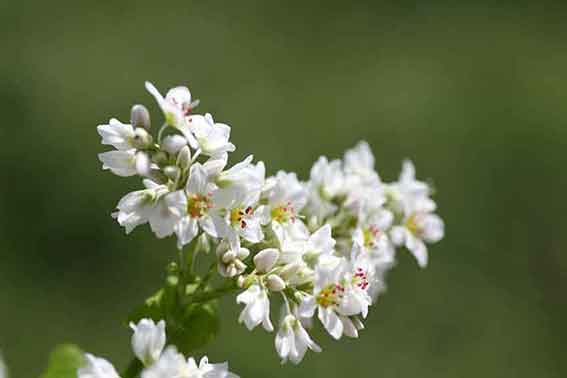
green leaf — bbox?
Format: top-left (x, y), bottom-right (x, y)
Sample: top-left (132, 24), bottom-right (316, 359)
top-left (41, 344), bottom-right (84, 378)
top-left (168, 301), bottom-right (220, 354)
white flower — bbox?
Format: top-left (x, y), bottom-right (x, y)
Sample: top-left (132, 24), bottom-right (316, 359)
top-left (305, 156), bottom-right (345, 221)
top-left (343, 141), bottom-right (379, 182)
top-left (78, 354), bottom-right (120, 378)
top-left (299, 257), bottom-right (371, 339)
top-left (275, 313), bottom-right (321, 364)
top-left (259, 171), bottom-right (309, 248)
top-left (187, 113), bottom-right (235, 157)
top-left (98, 149), bottom-right (137, 177)
top-left (130, 318), bottom-right (166, 366)
top-left (113, 179), bottom-right (169, 234)
top-left (142, 347), bottom-right (238, 378)
top-left (353, 210), bottom-right (395, 268)
top-left (210, 183), bottom-right (263, 251)
top-left (390, 206), bottom-right (444, 268)
top-left (167, 163), bottom-right (218, 248)
top-left (281, 224), bottom-right (335, 267)
top-left (236, 284), bottom-right (273, 332)
top-left (97, 118), bottom-right (135, 150)
top-left (145, 81), bottom-right (195, 134)
top-left (141, 347), bottom-right (185, 378)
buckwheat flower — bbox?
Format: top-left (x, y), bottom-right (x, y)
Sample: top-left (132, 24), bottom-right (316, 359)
top-left (113, 179), bottom-right (169, 234)
top-left (305, 156), bottom-right (345, 221)
top-left (236, 283), bottom-right (273, 331)
top-left (187, 356), bottom-right (238, 378)
top-left (299, 257), bottom-right (370, 339)
top-left (97, 118), bottom-right (135, 150)
top-left (259, 171), bottom-right (309, 247)
top-left (390, 199), bottom-right (444, 268)
top-left (78, 354), bottom-right (120, 378)
top-left (353, 210), bottom-right (395, 267)
top-left (145, 82), bottom-right (196, 133)
top-left (167, 163), bottom-right (218, 248)
top-left (187, 113), bottom-right (236, 157)
top-left (343, 141), bottom-right (380, 183)
top-left (211, 184), bottom-right (263, 250)
top-left (98, 149), bottom-right (137, 177)
top-left (281, 224), bottom-right (335, 266)
top-left (275, 313), bottom-right (321, 365)
top-left (395, 159), bottom-right (431, 200)
top-left (130, 318), bottom-right (166, 366)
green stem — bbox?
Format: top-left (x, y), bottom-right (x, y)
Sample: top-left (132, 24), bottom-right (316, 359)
top-left (190, 281), bottom-right (239, 304)
top-left (121, 358), bottom-right (143, 378)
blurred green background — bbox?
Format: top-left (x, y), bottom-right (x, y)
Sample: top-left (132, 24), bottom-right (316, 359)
top-left (1, 0), bottom-right (566, 377)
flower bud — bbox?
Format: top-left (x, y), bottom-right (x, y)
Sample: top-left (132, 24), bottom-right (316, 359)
top-left (195, 233), bottom-right (211, 254)
top-left (135, 151), bottom-right (152, 176)
top-left (222, 250), bottom-right (237, 264)
top-left (253, 248), bottom-right (279, 273)
top-left (266, 274), bottom-right (286, 292)
top-left (162, 135), bottom-right (188, 155)
top-left (176, 146), bottom-right (192, 171)
top-left (163, 165), bottom-right (179, 181)
top-left (129, 318), bottom-right (166, 366)
top-left (131, 104), bottom-right (151, 130)
top-left (132, 128), bottom-right (153, 149)
top-left (279, 262), bottom-right (301, 280)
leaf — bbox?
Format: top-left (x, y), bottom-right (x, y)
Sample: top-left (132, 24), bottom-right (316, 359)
top-left (41, 344), bottom-right (84, 378)
top-left (168, 301), bottom-right (220, 354)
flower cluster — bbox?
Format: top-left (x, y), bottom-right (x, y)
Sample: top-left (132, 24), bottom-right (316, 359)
top-left (97, 82), bottom-right (445, 365)
top-left (78, 318), bottom-right (237, 378)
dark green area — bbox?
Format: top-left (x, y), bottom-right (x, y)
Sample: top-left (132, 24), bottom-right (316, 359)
top-left (1, 1), bottom-right (566, 377)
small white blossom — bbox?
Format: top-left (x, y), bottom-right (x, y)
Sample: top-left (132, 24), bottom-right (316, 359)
top-left (78, 354), bottom-right (120, 378)
top-left (390, 205), bottom-right (444, 268)
top-left (168, 163), bottom-right (218, 248)
top-left (130, 318), bottom-right (166, 366)
top-left (305, 156), bottom-right (345, 221)
top-left (97, 118), bottom-right (135, 150)
top-left (236, 284), bottom-right (273, 332)
top-left (98, 149), bottom-right (137, 177)
top-left (142, 347), bottom-right (237, 378)
top-left (188, 113), bottom-right (235, 158)
top-left (145, 82), bottom-right (195, 134)
top-left (275, 313), bottom-right (321, 364)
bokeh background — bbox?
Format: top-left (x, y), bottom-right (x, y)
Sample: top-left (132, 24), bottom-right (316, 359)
top-left (1, 0), bottom-right (566, 377)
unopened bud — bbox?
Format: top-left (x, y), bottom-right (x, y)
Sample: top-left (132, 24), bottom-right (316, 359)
top-left (176, 146), bottom-right (191, 171)
top-left (266, 274), bottom-right (286, 292)
top-left (195, 233), bottom-right (211, 254)
top-left (162, 135), bottom-right (188, 155)
top-left (163, 165), bottom-right (179, 181)
top-left (279, 262), bottom-right (301, 280)
top-left (132, 128), bottom-right (153, 149)
top-left (222, 250), bottom-right (237, 264)
top-left (253, 248), bottom-right (279, 273)
top-left (131, 104), bottom-right (151, 130)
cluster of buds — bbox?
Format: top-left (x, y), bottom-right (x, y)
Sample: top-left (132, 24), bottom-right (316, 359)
top-left (97, 82), bottom-right (445, 365)
top-left (79, 319), bottom-right (237, 378)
